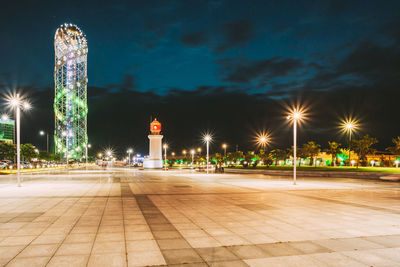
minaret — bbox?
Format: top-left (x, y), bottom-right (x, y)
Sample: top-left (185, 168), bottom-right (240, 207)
top-left (143, 119), bottom-right (164, 168)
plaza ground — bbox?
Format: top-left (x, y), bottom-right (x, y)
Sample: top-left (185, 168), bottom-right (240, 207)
top-left (0, 167), bottom-right (399, 266)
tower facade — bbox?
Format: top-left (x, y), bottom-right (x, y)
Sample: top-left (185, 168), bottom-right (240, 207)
top-left (143, 119), bottom-right (164, 169)
top-left (54, 23), bottom-right (88, 160)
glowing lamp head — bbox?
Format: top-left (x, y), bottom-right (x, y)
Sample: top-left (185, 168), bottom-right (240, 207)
top-left (163, 144), bottom-right (168, 149)
top-left (1, 114), bottom-right (9, 121)
top-left (23, 102), bottom-right (31, 110)
top-left (222, 144), bottom-right (227, 149)
top-left (203, 134), bottom-right (212, 143)
top-left (127, 149), bottom-right (133, 153)
top-left (150, 119), bottom-right (161, 134)
top-left (39, 131), bottom-right (45, 135)
top-left (190, 149), bottom-right (195, 154)
top-left (10, 98), bottom-right (20, 107)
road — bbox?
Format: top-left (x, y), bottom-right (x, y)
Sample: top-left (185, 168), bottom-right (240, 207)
top-left (0, 167), bottom-right (399, 266)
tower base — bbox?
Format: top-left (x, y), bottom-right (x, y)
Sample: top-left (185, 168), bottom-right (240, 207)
top-left (143, 159), bottom-right (163, 169)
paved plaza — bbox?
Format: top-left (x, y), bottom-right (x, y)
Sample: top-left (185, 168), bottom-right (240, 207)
top-left (0, 168), bottom-right (399, 266)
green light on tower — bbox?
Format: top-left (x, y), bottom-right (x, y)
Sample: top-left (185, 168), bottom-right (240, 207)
top-left (54, 23), bottom-right (88, 160)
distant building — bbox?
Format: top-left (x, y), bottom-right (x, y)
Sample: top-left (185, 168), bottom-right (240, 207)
top-left (0, 117), bottom-right (14, 143)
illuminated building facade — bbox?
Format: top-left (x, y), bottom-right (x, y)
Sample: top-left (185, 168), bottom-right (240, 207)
top-left (54, 23), bottom-right (88, 160)
top-left (0, 117), bottom-right (14, 143)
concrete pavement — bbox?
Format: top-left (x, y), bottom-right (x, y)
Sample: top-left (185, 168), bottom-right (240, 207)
top-left (0, 168), bottom-right (399, 266)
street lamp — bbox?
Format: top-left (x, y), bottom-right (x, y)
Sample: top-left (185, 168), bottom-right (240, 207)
top-left (85, 143), bottom-right (91, 167)
top-left (255, 131), bottom-right (271, 150)
top-left (222, 143), bottom-right (227, 157)
top-left (98, 153), bottom-right (103, 158)
top-left (6, 93), bottom-right (31, 187)
top-left (395, 160), bottom-right (399, 168)
top-left (203, 134), bottom-right (212, 174)
top-left (190, 149), bottom-right (195, 166)
top-left (340, 118), bottom-right (359, 166)
top-left (127, 148), bottom-right (133, 166)
top-left (287, 108), bottom-right (305, 185)
top-left (39, 130), bottom-right (49, 153)
top-left (163, 144), bottom-right (168, 170)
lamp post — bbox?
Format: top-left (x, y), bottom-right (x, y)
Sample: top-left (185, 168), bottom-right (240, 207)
top-left (287, 110), bottom-right (303, 185)
top-left (85, 143), bottom-right (91, 168)
top-left (222, 143), bottom-right (227, 157)
top-left (203, 134), bottom-right (212, 174)
top-left (7, 94), bottom-right (31, 187)
top-left (39, 130), bottom-right (49, 153)
top-left (127, 148), bottom-right (133, 166)
top-left (340, 118), bottom-right (358, 166)
top-left (163, 144), bottom-right (168, 170)
top-left (190, 149), bottom-right (195, 166)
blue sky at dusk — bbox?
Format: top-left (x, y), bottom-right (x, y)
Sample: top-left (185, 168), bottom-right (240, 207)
top-left (2, 0), bottom-right (399, 95)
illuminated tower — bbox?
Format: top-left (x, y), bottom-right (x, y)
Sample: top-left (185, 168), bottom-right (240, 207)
top-left (143, 119), bottom-right (164, 168)
top-left (54, 23), bottom-right (88, 160)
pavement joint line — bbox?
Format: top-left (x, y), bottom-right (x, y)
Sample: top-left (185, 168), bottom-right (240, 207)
top-left (82, 184), bottom-right (112, 267)
top-left (285, 191), bottom-right (400, 215)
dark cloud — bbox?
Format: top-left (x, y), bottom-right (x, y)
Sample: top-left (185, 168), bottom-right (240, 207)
top-left (215, 19), bottom-right (255, 53)
top-left (179, 19), bottom-right (255, 53)
top-left (217, 56), bottom-right (304, 87)
top-left (180, 31), bottom-right (208, 47)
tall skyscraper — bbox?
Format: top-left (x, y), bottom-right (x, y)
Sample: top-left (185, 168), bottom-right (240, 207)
top-left (54, 23), bottom-right (88, 160)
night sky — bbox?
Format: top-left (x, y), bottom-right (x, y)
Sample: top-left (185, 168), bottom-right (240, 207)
top-left (1, 0), bottom-right (400, 156)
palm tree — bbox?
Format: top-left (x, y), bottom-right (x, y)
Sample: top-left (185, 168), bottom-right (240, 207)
top-left (351, 135), bottom-right (378, 166)
top-left (269, 149), bottom-right (286, 166)
top-left (386, 136), bottom-right (400, 154)
top-left (325, 141), bottom-right (341, 166)
top-left (303, 141), bottom-right (321, 166)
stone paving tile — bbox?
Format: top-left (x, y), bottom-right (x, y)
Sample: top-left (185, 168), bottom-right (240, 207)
top-left (257, 242), bottom-right (303, 257)
top-left (157, 238), bottom-right (191, 250)
top-left (87, 253), bottom-right (127, 267)
top-left (55, 242), bottom-right (93, 255)
top-left (47, 255), bottom-right (89, 267)
top-left (209, 260), bottom-right (249, 267)
top-left (162, 248), bottom-right (204, 265)
top-left (6, 256), bottom-right (50, 267)
top-left (127, 250), bottom-right (166, 266)
top-left (126, 239), bottom-right (159, 251)
top-left (228, 244), bottom-right (272, 259)
top-left (195, 246), bottom-right (239, 262)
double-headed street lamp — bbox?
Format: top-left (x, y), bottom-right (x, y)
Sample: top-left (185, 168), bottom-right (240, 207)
top-left (39, 130), bottom-right (49, 153)
top-left (287, 108), bottom-right (304, 185)
top-left (7, 93), bottom-right (31, 187)
top-left (203, 134), bottom-right (212, 174)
